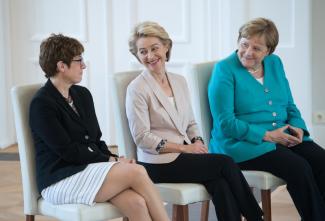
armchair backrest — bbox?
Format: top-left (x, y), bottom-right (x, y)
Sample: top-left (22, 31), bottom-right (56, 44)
top-left (111, 71), bottom-right (141, 159)
top-left (188, 61), bottom-right (217, 144)
top-left (11, 83), bottom-right (43, 215)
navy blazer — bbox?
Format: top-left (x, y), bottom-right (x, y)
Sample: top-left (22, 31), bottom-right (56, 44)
top-left (29, 80), bottom-right (116, 193)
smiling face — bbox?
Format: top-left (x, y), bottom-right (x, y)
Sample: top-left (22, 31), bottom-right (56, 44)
top-left (237, 35), bottom-right (270, 71)
top-left (136, 36), bottom-right (169, 74)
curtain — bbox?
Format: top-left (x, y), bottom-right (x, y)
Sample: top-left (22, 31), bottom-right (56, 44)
top-left (0, 0), bottom-right (15, 149)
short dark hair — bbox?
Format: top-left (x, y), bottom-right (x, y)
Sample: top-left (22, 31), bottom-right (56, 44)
top-left (238, 18), bottom-right (279, 54)
top-left (39, 34), bottom-right (84, 78)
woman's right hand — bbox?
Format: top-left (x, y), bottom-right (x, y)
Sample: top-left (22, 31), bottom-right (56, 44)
top-left (263, 125), bottom-right (300, 147)
top-left (182, 142), bottom-right (208, 154)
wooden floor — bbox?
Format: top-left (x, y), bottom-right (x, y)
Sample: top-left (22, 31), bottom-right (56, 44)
top-left (0, 145), bottom-right (300, 221)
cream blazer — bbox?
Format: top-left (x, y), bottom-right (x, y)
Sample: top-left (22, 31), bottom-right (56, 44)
top-left (126, 70), bottom-right (201, 164)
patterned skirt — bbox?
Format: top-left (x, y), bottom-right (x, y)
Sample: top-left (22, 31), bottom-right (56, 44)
top-left (41, 161), bottom-right (118, 205)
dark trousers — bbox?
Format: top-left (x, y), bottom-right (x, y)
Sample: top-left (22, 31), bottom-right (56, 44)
top-left (238, 141), bottom-right (325, 221)
top-left (139, 153), bottom-right (263, 221)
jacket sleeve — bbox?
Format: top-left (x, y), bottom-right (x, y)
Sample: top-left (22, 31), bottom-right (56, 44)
top-left (208, 63), bottom-right (267, 144)
top-left (125, 84), bottom-right (162, 154)
top-left (30, 96), bottom-right (110, 164)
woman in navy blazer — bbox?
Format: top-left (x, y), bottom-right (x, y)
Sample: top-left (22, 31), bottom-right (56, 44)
top-left (208, 18), bottom-right (325, 220)
top-left (29, 34), bottom-right (169, 221)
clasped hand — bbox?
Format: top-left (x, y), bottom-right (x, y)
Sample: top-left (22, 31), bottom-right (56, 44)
top-left (183, 141), bottom-right (208, 154)
top-left (264, 125), bottom-right (303, 147)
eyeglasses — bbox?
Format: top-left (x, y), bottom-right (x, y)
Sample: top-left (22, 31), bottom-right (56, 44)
top-left (71, 57), bottom-right (84, 64)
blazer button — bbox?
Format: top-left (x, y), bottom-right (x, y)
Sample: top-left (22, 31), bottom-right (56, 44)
top-left (85, 135), bottom-right (89, 140)
top-left (272, 122), bottom-right (277, 127)
top-left (88, 146), bottom-right (94, 152)
top-left (264, 88), bottom-right (269, 93)
top-left (268, 100), bottom-right (272, 105)
top-left (272, 112), bottom-right (277, 117)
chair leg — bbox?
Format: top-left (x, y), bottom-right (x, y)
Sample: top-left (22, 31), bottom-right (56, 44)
top-left (172, 204), bottom-right (189, 221)
top-left (26, 215), bottom-right (34, 221)
top-left (122, 217), bottom-right (129, 221)
top-left (261, 189), bottom-right (272, 221)
top-left (200, 200), bottom-right (209, 221)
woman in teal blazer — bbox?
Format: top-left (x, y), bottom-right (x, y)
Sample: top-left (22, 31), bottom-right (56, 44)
top-left (208, 18), bottom-right (325, 221)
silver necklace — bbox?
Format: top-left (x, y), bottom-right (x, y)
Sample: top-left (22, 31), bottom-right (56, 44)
top-left (248, 68), bottom-right (260, 74)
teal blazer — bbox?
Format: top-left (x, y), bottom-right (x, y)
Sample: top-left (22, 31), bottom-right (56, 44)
top-left (208, 51), bottom-right (311, 163)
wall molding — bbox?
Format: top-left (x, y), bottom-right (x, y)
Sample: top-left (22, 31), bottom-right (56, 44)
top-left (30, 0), bottom-right (88, 42)
top-left (128, 0), bottom-right (190, 43)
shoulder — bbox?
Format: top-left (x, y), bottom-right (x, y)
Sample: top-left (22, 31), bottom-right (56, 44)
top-left (217, 52), bottom-right (238, 68)
top-left (264, 54), bottom-right (286, 78)
top-left (213, 52), bottom-right (239, 76)
top-left (127, 73), bottom-right (146, 93)
top-left (126, 74), bottom-right (151, 102)
top-left (211, 53), bottom-right (238, 81)
top-left (30, 85), bottom-right (54, 109)
top-left (265, 54), bottom-right (283, 66)
top-left (29, 86), bottom-right (57, 124)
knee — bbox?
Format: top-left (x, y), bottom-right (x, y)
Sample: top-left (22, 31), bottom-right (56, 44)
top-left (127, 164), bottom-right (149, 180)
top-left (294, 159), bottom-right (313, 176)
top-left (218, 154), bottom-right (237, 168)
top-left (125, 193), bottom-right (148, 212)
top-left (285, 158), bottom-right (313, 181)
top-left (133, 164), bottom-right (148, 176)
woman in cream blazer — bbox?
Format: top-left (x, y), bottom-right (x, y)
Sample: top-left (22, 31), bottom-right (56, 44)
top-left (125, 21), bottom-right (264, 221)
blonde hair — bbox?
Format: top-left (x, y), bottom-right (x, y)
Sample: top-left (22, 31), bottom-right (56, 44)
top-left (129, 21), bottom-right (173, 62)
top-left (238, 18), bottom-right (279, 54)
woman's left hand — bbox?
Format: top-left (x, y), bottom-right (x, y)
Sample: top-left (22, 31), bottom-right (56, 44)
top-left (288, 125), bottom-right (303, 147)
top-left (184, 142), bottom-right (208, 154)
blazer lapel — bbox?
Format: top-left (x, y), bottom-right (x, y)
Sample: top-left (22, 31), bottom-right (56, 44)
top-left (69, 87), bottom-right (86, 119)
top-left (142, 71), bottom-right (184, 134)
top-left (45, 80), bottom-right (85, 126)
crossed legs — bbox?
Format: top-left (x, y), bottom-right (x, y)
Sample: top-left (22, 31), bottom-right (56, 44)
top-left (95, 162), bottom-right (169, 221)
top-left (140, 153), bottom-right (263, 221)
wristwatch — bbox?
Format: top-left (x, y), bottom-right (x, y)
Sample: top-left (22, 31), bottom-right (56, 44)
top-left (191, 136), bottom-right (204, 144)
top-left (156, 139), bottom-right (167, 153)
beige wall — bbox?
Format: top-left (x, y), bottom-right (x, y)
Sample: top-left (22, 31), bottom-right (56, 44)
top-left (1, 0), bottom-right (320, 148)
top-left (311, 0), bottom-right (325, 146)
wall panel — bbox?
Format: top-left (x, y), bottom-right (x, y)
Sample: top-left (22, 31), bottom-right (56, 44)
top-left (3, 0), bottom-right (314, 147)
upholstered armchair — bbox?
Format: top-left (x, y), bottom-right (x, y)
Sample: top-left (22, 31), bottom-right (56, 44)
top-left (11, 84), bottom-right (127, 221)
top-left (188, 61), bottom-right (286, 221)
